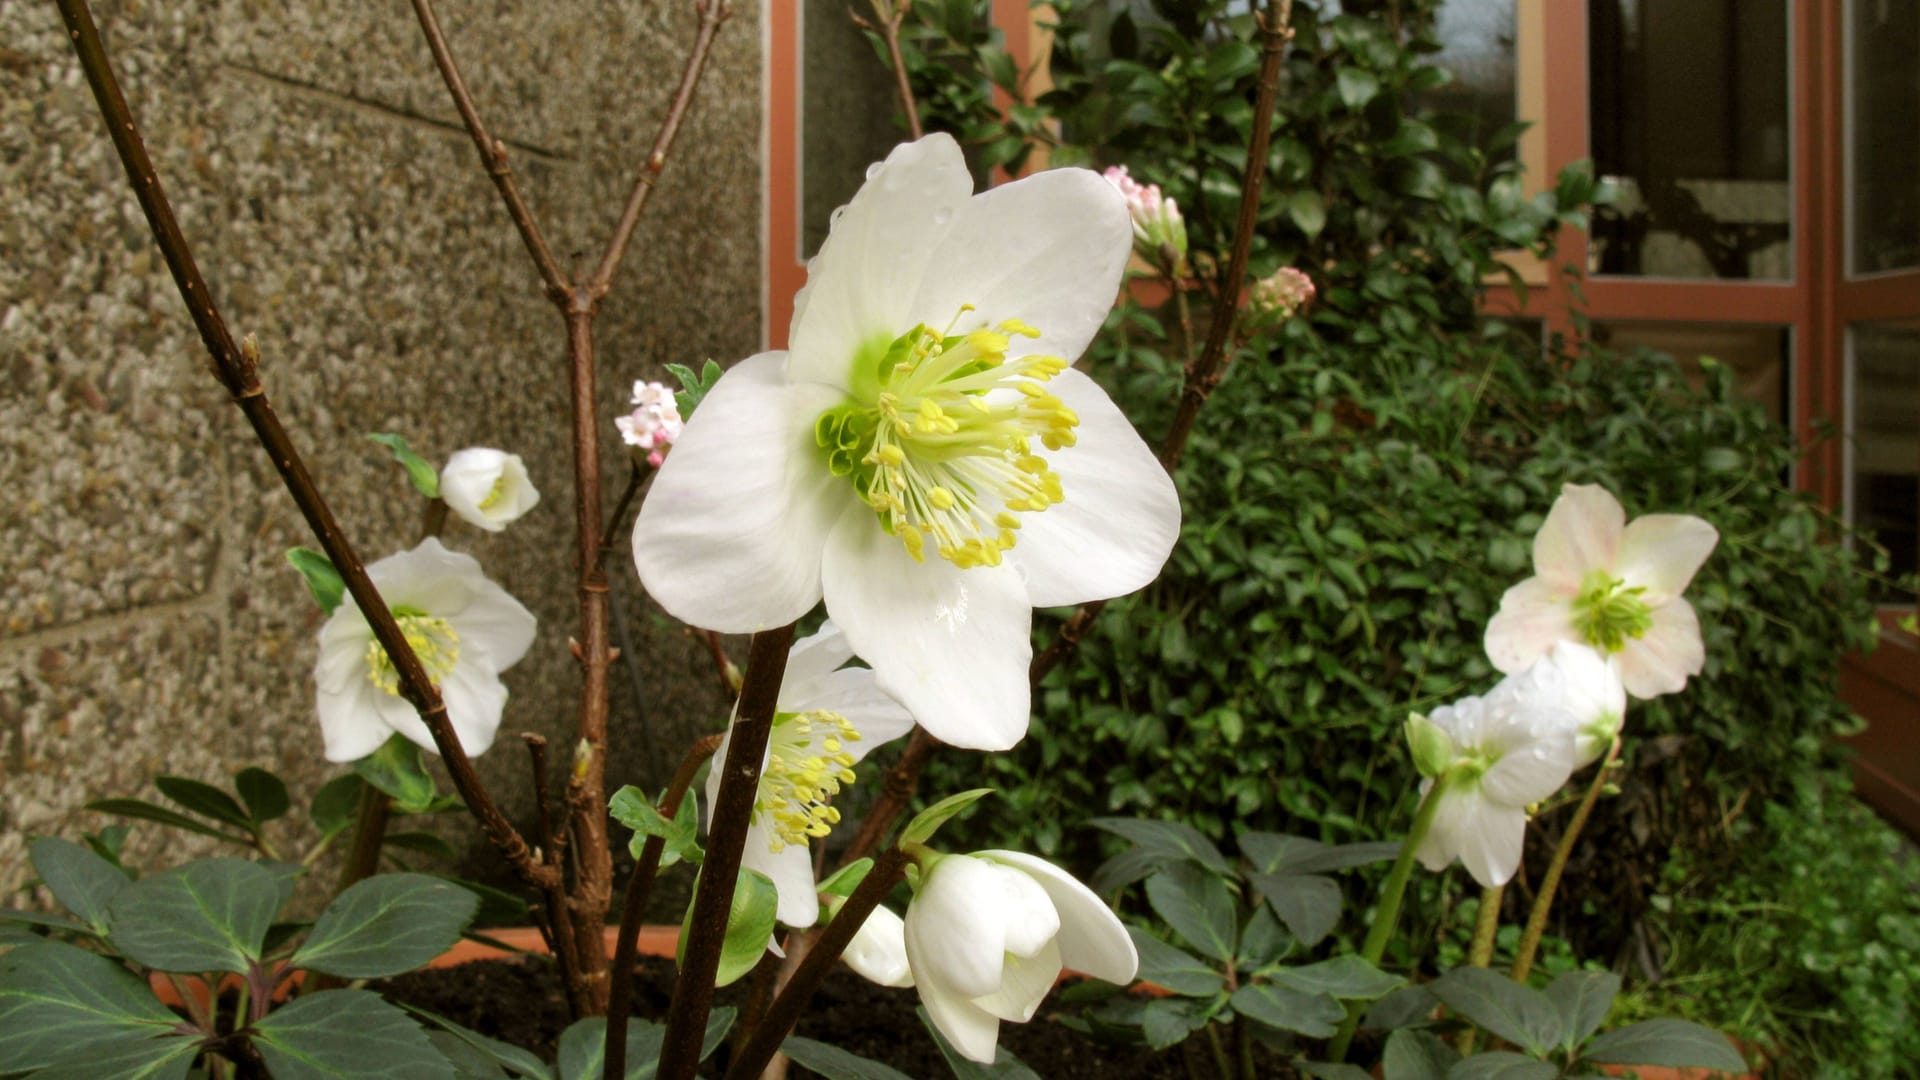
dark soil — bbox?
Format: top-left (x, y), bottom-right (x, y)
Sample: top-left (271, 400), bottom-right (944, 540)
top-left (373, 955), bottom-right (1293, 1078)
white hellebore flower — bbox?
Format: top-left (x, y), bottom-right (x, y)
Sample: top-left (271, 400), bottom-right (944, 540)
top-left (634, 133), bottom-right (1181, 751)
top-left (842, 904), bottom-right (915, 989)
top-left (1414, 663), bottom-right (1579, 888)
top-left (1536, 640), bottom-right (1626, 769)
top-left (1486, 483), bottom-right (1718, 700)
top-left (313, 538), bottom-right (536, 763)
top-left (704, 621), bottom-right (915, 928)
top-left (439, 448), bottom-right (539, 533)
top-left (905, 851), bottom-right (1137, 1063)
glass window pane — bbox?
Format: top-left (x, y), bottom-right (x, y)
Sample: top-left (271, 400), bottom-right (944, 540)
top-left (1421, 0), bottom-right (1520, 165)
top-left (1852, 323), bottom-right (1920, 602)
top-left (1850, 0), bottom-right (1920, 275)
top-left (1591, 322), bottom-right (1790, 424)
top-left (1589, 1), bottom-right (1793, 280)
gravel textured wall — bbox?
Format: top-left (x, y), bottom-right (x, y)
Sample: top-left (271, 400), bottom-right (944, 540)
top-left (0, 0), bottom-right (756, 902)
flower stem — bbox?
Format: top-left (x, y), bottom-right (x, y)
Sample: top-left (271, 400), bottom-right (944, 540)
top-left (1511, 738), bottom-right (1621, 984)
top-left (305, 784), bottom-right (392, 996)
top-left (1327, 774), bottom-right (1451, 1062)
top-left (1458, 883), bottom-right (1505, 1054)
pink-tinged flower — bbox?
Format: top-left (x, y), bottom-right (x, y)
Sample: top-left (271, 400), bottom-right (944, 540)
top-left (905, 851), bottom-right (1136, 1063)
top-left (633, 134), bottom-right (1180, 751)
top-left (1413, 662), bottom-right (1579, 888)
top-left (1486, 484), bottom-right (1718, 700)
top-left (1248, 267), bottom-right (1315, 323)
top-left (1536, 641), bottom-right (1627, 768)
top-left (616, 380), bottom-right (683, 467)
top-left (1101, 164), bottom-right (1187, 273)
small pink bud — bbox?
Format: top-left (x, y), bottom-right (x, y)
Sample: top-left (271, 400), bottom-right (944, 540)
top-left (617, 380), bottom-right (684, 465)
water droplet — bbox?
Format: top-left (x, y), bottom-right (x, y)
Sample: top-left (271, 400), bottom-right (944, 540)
top-left (1532, 747), bottom-right (1549, 761)
top-left (830, 205), bottom-right (847, 226)
top-left (932, 207), bottom-right (953, 227)
top-left (866, 161), bottom-right (885, 180)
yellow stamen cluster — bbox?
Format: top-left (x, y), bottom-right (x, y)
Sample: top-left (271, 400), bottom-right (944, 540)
top-left (477, 475), bottom-right (509, 511)
top-left (847, 310), bottom-right (1077, 568)
top-left (758, 710), bottom-right (864, 852)
top-left (364, 612), bottom-right (461, 695)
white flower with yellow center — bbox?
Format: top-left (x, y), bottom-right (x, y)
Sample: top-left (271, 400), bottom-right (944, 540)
top-left (312, 539), bottom-right (536, 763)
top-left (1485, 483), bottom-right (1718, 699)
top-left (704, 622), bottom-right (915, 928)
top-left (439, 447), bottom-right (539, 533)
top-left (634, 134), bottom-right (1181, 751)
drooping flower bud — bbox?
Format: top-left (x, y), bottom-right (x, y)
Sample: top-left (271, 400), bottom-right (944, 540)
top-left (1102, 165), bottom-right (1188, 275)
top-left (439, 448), bottom-right (539, 533)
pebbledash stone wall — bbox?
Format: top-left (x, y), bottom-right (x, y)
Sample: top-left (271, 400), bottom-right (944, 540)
top-left (0, 0), bottom-right (756, 901)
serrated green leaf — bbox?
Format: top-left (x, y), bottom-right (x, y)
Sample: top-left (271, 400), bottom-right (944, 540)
top-left (1275, 955), bottom-right (1403, 1000)
top-left (900, 788), bottom-right (994, 846)
top-left (1129, 927), bottom-right (1224, 996)
top-left (19, 1030), bottom-right (201, 1080)
top-left (383, 831), bottom-right (458, 860)
top-left (1091, 818), bottom-right (1231, 875)
top-left (0, 907), bottom-right (91, 934)
top-left (293, 873), bottom-right (478, 979)
top-left (1140, 997), bottom-right (1207, 1049)
top-left (1384, 1028), bottom-right (1460, 1080)
top-left (1252, 872), bottom-right (1340, 949)
top-left (29, 837), bottom-right (130, 932)
top-left (85, 799), bottom-right (250, 845)
top-left (0, 941), bottom-right (183, 1073)
top-left (609, 786), bottom-right (699, 870)
top-left (1229, 981), bottom-right (1344, 1037)
top-left (1429, 968), bottom-right (1564, 1057)
top-left (667, 359), bottom-right (727, 421)
top-left (253, 989), bottom-right (453, 1080)
top-left (354, 734), bottom-right (440, 814)
top-left (105, 859), bottom-right (279, 974)
top-left (155, 776), bottom-right (252, 830)
top-left (367, 432), bottom-right (441, 499)
top-left (1580, 1019), bottom-right (1747, 1072)
top-left (818, 857), bottom-right (873, 899)
top-left (780, 1036), bottom-right (914, 1080)
top-left (1545, 970), bottom-right (1619, 1052)
top-left (918, 1006), bottom-right (1044, 1079)
top-left (310, 774), bottom-right (367, 839)
top-left (286, 547), bottom-right (346, 614)
top-left (405, 1004), bottom-right (554, 1079)
top-left (234, 767), bottom-right (291, 824)
top-left (1236, 903), bottom-right (1290, 968)
top-left (555, 1008), bottom-right (732, 1080)
top-left (443, 876), bottom-right (530, 926)
top-left (1143, 863), bottom-right (1237, 963)
top-left (1445, 1052), bottom-right (1558, 1080)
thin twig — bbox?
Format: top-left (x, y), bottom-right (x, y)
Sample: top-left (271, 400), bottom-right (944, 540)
top-left (604, 732), bottom-right (725, 1080)
top-left (54, 0), bottom-right (552, 891)
top-left (701, 629), bottom-right (741, 695)
top-left (836, 727), bottom-right (939, 866)
top-left (406, 0), bottom-right (568, 300)
top-left (1159, 0), bottom-right (1293, 473)
top-left (589, 0), bottom-right (734, 299)
top-left (598, 462), bottom-right (650, 564)
top-left (722, 848), bottom-right (912, 1080)
top-left (655, 625), bottom-right (797, 1080)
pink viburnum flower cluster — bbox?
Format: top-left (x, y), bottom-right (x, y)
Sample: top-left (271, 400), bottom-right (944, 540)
top-left (615, 380), bottom-right (684, 466)
top-left (1250, 266), bottom-right (1316, 322)
top-left (1101, 165), bottom-right (1187, 274)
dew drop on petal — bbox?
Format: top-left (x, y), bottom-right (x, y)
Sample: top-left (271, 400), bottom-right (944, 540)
top-left (830, 205), bottom-right (848, 227)
top-left (866, 161), bottom-right (885, 180)
top-left (933, 207), bottom-right (953, 227)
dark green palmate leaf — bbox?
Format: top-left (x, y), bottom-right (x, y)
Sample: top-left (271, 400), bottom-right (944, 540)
top-left (404, 1005), bottom-right (552, 1080)
top-left (1580, 1019), bottom-right (1747, 1072)
top-left (29, 836), bottom-right (131, 932)
top-left (1251, 871), bottom-right (1342, 949)
top-left (0, 941), bottom-right (185, 1073)
top-left (781, 1036), bottom-right (915, 1080)
top-left (1383, 1028), bottom-right (1460, 1080)
top-left (1129, 927), bottom-right (1224, 996)
top-left (1089, 817), bottom-right (1232, 875)
top-left (1239, 833), bottom-right (1399, 876)
top-left (1140, 997), bottom-right (1209, 1050)
top-left (1544, 970), bottom-right (1620, 1053)
top-left (22, 1033), bottom-right (202, 1080)
top-left (1143, 862), bottom-right (1237, 963)
top-left (252, 989), bottom-right (452, 1080)
top-left (154, 775), bottom-right (254, 831)
top-left (234, 767), bottom-right (291, 823)
top-left (555, 1009), bottom-right (733, 1080)
top-left (105, 858), bottom-right (279, 974)
top-left (311, 774), bottom-right (369, 839)
top-left (86, 798), bottom-right (250, 844)
top-left (1229, 981), bottom-right (1345, 1038)
top-left (292, 873), bottom-right (479, 979)
top-left (354, 735), bottom-right (441, 814)
top-left (1445, 1051), bottom-right (1558, 1080)
top-left (1428, 968), bottom-right (1564, 1057)
top-left (917, 1006), bottom-right (1044, 1079)
top-left (1274, 955), bottom-right (1402, 1000)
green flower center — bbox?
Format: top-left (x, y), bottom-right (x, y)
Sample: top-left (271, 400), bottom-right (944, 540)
top-left (815, 309), bottom-right (1076, 569)
top-left (477, 475), bottom-right (509, 511)
top-left (758, 710), bottom-right (864, 852)
top-left (364, 609), bottom-right (461, 695)
top-left (1571, 570), bottom-right (1654, 653)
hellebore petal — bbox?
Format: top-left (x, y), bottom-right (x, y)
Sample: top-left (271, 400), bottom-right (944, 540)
top-left (979, 850), bottom-right (1137, 984)
top-left (439, 447), bottom-right (539, 533)
top-left (906, 856), bottom-right (1015, 999)
top-left (1618, 598), bottom-right (1707, 699)
top-left (1616, 513), bottom-right (1720, 599)
top-left (843, 905), bottom-right (915, 988)
top-left (633, 352), bottom-right (846, 633)
top-left (1531, 483), bottom-right (1625, 590)
top-left (1485, 576), bottom-right (1579, 675)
